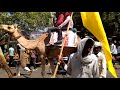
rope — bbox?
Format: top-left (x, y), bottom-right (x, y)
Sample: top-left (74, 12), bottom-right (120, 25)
top-left (52, 12), bottom-right (74, 78)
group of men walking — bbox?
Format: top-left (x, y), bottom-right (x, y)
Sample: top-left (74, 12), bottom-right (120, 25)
top-left (6, 43), bottom-right (38, 76)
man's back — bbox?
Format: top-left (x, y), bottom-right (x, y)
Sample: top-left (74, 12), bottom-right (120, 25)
top-left (110, 43), bottom-right (117, 54)
top-left (9, 47), bottom-right (14, 56)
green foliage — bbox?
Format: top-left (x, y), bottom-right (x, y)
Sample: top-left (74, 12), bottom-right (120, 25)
top-left (0, 12), bottom-right (120, 38)
top-left (100, 12), bottom-right (120, 37)
top-left (73, 12), bottom-right (120, 38)
top-left (0, 12), bottom-right (52, 31)
top-left (0, 12), bottom-right (53, 42)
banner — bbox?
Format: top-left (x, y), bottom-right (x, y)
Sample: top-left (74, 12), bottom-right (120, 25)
top-left (80, 12), bottom-right (118, 78)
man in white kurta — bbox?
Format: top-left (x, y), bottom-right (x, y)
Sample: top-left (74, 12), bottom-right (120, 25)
top-left (67, 38), bottom-right (99, 78)
top-left (93, 41), bottom-right (107, 78)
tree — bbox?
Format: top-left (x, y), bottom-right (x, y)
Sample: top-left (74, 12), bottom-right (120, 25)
top-left (73, 12), bottom-right (120, 38)
top-left (0, 12), bottom-right (120, 38)
top-left (0, 12), bottom-right (52, 31)
top-left (0, 12), bottom-right (54, 42)
top-left (100, 12), bottom-right (120, 37)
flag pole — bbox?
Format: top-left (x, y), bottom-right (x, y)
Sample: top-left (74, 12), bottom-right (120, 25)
top-left (52, 12), bottom-right (74, 78)
top-left (80, 12), bottom-right (118, 78)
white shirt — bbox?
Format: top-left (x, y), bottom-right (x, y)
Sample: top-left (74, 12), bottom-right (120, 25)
top-left (9, 47), bottom-right (14, 56)
top-left (67, 53), bottom-right (99, 78)
top-left (59, 16), bottom-right (73, 29)
top-left (17, 44), bottom-right (25, 51)
top-left (110, 43), bottom-right (117, 54)
top-left (97, 52), bottom-right (107, 78)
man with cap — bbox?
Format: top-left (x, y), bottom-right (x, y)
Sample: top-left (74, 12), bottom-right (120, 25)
top-left (93, 41), bottom-right (107, 78)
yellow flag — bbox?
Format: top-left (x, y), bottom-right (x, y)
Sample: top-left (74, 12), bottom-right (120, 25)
top-left (80, 12), bottom-right (118, 78)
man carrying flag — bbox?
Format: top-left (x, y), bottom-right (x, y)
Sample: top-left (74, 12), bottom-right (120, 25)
top-left (80, 12), bottom-right (118, 78)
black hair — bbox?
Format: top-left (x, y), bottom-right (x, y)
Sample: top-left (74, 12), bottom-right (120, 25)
top-left (9, 45), bottom-right (12, 47)
top-left (86, 38), bottom-right (94, 46)
top-left (82, 38), bottom-right (94, 57)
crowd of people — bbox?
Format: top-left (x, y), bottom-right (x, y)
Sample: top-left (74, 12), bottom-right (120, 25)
top-left (1, 36), bottom-right (114, 78)
top-left (4, 43), bottom-right (39, 76)
top-left (0, 12), bottom-right (120, 78)
top-left (63, 38), bottom-right (106, 78)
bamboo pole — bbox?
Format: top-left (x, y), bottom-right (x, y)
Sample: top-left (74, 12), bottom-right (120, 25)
top-left (52, 12), bottom-right (74, 78)
top-left (0, 47), bottom-right (14, 78)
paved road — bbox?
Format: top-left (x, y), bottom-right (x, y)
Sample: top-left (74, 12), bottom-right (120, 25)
top-left (107, 64), bottom-right (120, 78)
top-left (0, 63), bottom-right (65, 78)
top-left (0, 63), bottom-right (120, 78)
